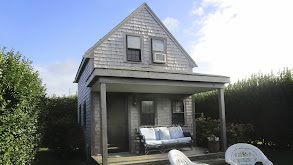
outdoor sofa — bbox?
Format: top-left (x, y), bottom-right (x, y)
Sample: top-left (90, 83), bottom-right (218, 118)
top-left (138, 126), bottom-right (193, 155)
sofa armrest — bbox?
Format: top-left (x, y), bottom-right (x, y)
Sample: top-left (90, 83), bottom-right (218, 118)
top-left (138, 134), bottom-right (146, 143)
top-left (183, 132), bottom-right (192, 138)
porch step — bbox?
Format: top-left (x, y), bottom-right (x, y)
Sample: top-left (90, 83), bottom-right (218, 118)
top-left (189, 152), bottom-right (225, 161)
top-left (193, 158), bottom-right (226, 165)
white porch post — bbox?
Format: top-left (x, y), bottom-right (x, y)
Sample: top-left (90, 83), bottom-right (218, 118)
top-left (218, 88), bottom-right (227, 151)
top-left (100, 83), bottom-right (108, 165)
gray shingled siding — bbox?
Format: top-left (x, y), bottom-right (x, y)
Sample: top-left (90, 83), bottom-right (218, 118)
top-left (77, 61), bottom-right (91, 157)
top-left (182, 96), bottom-right (193, 133)
top-left (127, 94), bottom-right (193, 153)
top-left (157, 97), bottom-right (172, 125)
top-left (90, 92), bottom-right (100, 156)
top-left (94, 7), bottom-right (192, 72)
top-left (128, 95), bottom-right (140, 153)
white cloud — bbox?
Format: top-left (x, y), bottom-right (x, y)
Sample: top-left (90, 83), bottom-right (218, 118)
top-left (190, 0), bottom-right (293, 82)
top-left (34, 59), bottom-right (79, 97)
top-left (163, 17), bottom-right (179, 32)
top-left (191, 7), bottom-right (204, 16)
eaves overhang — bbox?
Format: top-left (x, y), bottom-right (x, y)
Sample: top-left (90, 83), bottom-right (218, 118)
top-left (73, 58), bottom-right (89, 83)
top-left (86, 68), bottom-right (230, 94)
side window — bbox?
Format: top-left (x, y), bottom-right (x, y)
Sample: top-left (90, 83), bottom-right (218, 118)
top-left (79, 104), bottom-right (82, 123)
top-left (172, 100), bottom-right (185, 125)
top-left (141, 101), bottom-right (155, 125)
top-left (126, 35), bottom-right (141, 62)
top-left (83, 102), bottom-right (86, 129)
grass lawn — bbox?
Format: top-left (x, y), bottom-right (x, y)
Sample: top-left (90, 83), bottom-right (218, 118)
top-left (260, 146), bottom-right (293, 165)
top-left (35, 148), bottom-right (84, 165)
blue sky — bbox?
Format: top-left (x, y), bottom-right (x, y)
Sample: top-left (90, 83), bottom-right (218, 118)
top-left (1, 0), bottom-right (293, 96)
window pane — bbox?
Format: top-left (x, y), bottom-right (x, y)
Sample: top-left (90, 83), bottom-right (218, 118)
top-left (141, 101), bottom-right (155, 125)
top-left (79, 105), bottom-right (82, 123)
top-left (127, 49), bottom-right (141, 62)
top-left (172, 100), bottom-right (184, 125)
top-left (152, 39), bottom-right (164, 52)
top-left (127, 36), bottom-right (140, 49)
top-left (83, 103), bottom-right (86, 129)
top-left (173, 113), bottom-right (184, 125)
top-left (173, 101), bottom-right (184, 113)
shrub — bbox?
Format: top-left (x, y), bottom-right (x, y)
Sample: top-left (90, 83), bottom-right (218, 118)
top-left (195, 68), bottom-right (293, 149)
top-left (40, 95), bottom-right (84, 158)
top-left (0, 47), bottom-right (46, 164)
top-left (196, 117), bottom-right (255, 147)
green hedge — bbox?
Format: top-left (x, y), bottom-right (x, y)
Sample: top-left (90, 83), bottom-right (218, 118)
top-left (40, 95), bottom-right (84, 158)
top-left (195, 68), bottom-right (293, 149)
top-left (0, 47), bottom-right (46, 164)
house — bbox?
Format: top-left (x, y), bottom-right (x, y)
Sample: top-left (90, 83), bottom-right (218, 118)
top-left (74, 2), bottom-right (230, 164)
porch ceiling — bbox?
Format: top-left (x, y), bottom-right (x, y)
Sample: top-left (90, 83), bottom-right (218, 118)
top-left (91, 77), bottom-right (225, 94)
top-left (93, 82), bottom-right (214, 94)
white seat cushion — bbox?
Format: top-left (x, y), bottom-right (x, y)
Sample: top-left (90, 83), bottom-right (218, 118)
top-left (169, 126), bottom-right (184, 139)
top-left (139, 128), bottom-right (156, 140)
top-left (155, 127), bottom-right (168, 140)
top-left (160, 139), bottom-right (178, 144)
top-left (176, 137), bottom-right (192, 143)
top-left (153, 127), bottom-right (161, 140)
top-left (159, 128), bottom-right (171, 140)
top-left (145, 140), bottom-right (163, 146)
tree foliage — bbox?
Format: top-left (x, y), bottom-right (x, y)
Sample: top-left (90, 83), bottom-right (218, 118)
top-left (0, 47), bottom-right (46, 164)
top-left (195, 68), bottom-right (293, 149)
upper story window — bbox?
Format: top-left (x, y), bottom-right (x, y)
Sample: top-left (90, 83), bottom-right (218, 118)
top-left (152, 38), bottom-right (167, 63)
top-left (127, 35), bottom-right (141, 62)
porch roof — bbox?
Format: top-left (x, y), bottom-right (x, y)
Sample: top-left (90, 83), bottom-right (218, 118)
top-left (87, 68), bottom-right (230, 94)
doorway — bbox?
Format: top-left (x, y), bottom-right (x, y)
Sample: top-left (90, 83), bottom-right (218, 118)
top-left (107, 94), bottom-right (129, 153)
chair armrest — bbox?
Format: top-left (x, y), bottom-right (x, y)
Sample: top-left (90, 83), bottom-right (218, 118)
top-left (263, 159), bottom-right (273, 165)
top-left (183, 132), bottom-right (192, 138)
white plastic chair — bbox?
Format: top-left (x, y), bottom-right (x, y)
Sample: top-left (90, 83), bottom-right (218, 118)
top-left (225, 143), bottom-right (273, 165)
top-left (168, 149), bottom-right (208, 165)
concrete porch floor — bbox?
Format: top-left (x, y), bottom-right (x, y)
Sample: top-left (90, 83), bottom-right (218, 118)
top-left (92, 147), bottom-right (225, 165)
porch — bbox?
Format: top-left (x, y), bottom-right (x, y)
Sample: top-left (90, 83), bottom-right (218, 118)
top-left (92, 147), bottom-right (225, 165)
top-left (88, 68), bottom-right (230, 164)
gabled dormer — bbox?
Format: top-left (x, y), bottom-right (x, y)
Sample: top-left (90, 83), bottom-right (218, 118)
top-left (83, 2), bottom-right (197, 73)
